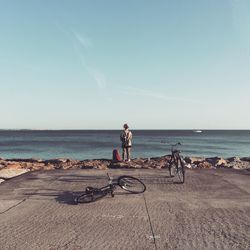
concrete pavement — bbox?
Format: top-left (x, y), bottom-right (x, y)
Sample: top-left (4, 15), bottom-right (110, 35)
top-left (0, 169), bottom-right (249, 250)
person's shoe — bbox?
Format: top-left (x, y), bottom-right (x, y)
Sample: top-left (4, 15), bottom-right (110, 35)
top-left (127, 159), bottom-right (131, 162)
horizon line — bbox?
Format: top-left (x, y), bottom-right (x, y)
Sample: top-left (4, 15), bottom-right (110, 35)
top-left (0, 128), bottom-right (250, 131)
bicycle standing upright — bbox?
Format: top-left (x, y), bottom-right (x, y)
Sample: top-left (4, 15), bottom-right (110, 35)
top-left (167, 142), bottom-right (185, 184)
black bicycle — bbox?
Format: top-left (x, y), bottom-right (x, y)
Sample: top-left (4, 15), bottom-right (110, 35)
top-left (75, 174), bottom-right (146, 203)
top-left (168, 142), bottom-right (185, 184)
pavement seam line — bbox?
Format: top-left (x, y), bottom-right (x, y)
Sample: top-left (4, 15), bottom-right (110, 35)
top-left (0, 199), bottom-right (26, 215)
top-left (0, 172), bottom-right (60, 215)
top-left (142, 192), bottom-right (158, 250)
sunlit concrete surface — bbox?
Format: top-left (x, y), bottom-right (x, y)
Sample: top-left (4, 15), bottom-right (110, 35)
top-left (0, 169), bottom-right (249, 250)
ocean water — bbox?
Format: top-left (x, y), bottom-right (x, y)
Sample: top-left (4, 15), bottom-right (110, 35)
top-left (0, 130), bottom-right (249, 160)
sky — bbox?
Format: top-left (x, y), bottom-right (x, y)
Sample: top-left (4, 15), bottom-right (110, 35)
top-left (0, 0), bottom-right (250, 129)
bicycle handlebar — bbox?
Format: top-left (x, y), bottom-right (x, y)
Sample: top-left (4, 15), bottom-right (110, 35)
top-left (170, 142), bottom-right (181, 147)
top-left (107, 173), bottom-right (114, 185)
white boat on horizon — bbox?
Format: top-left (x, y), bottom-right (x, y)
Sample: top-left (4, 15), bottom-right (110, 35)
top-left (194, 130), bottom-right (202, 133)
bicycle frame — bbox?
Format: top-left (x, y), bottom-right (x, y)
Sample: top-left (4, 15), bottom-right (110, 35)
top-left (167, 142), bottom-right (185, 183)
top-left (85, 174), bottom-right (118, 197)
top-left (75, 174), bottom-right (146, 203)
top-left (168, 142), bottom-right (182, 164)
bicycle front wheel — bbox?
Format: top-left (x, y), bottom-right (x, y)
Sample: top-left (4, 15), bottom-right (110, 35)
top-left (177, 159), bottom-right (185, 184)
top-left (118, 176), bottom-right (146, 193)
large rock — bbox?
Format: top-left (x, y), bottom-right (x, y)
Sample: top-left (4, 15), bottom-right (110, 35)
top-left (227, 156), bottom-right (241, 162)
top-left (43, 164), bottom-right (55, 170)
top-left (184, 157), bottom-right (205, 164)
top-left (108, 161), bottom-right (121, 168)
top-left (229, 161), bottom-right (250, 170)
top-left (198, 161), bottom-right (214, 169)
top-left (95, 163), bottom-right (108, 170)
top-left (5, 163), bottom-right (23, 170)
top-left (206, 157), bottom-right (220, 164)
top-left (44, 158), bottom-right (70, 165)
top-left (240, 157), bottom-right (250, 163)
top-left (216, 158), bottom-right (228, 167)
top-left (81, 159), bottom-right (110, 169)
top-left (205, 157), bottom-right (228, 167)
top-left (223, 156), bottom-right (250, 169)
top-left (109, 161), bottom-right (133, 169)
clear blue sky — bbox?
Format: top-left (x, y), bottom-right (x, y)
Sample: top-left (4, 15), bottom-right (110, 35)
top-left (0, 0), bottom-right (249, 129)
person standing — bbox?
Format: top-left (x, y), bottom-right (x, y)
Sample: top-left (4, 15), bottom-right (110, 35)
top-left (120, 123), bottom-right (133, 161)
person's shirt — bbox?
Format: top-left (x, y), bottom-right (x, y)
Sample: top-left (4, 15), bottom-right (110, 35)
top-left (120, 129), bottom-right (132, 147)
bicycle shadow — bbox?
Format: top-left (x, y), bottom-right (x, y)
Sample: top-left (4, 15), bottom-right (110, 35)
top-left (55, 189), bottom-right (135, 205)
top-left (22, 173), bottom-right (184, 205)
top-left (24, 178), bottom-right (183, 205)
top-left (22, 189), bottom-right (78, 205)
top-left (55, 191), bottom-right (78, 205)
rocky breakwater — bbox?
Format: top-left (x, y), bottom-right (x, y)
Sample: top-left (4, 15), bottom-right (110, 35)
top-left (0, 155), bottom-right (249, 184)
top-left (184, 156), bottom-right (250, 170)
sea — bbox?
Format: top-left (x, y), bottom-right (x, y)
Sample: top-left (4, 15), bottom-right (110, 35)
top-left (0, 130), bottom-right (249, 160)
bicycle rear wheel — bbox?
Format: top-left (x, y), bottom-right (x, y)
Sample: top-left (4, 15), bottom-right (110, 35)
top-left (169, 159), bottom-right (185, 184)
top-left (169, 162), bottom-right (178, 177)
top-left (75, 193), bottom-right (94, 203)
top-left (118, 176), bottom-right (146, 193)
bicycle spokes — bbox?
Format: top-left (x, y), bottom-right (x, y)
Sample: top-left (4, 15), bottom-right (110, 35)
top-left (118, 176), bottom-right (146, 193)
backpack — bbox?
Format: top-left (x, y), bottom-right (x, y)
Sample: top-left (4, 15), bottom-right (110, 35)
top-left (120, 130), bottom-right (132, 147)
top-left (112, 149), bottom-right (121, 161)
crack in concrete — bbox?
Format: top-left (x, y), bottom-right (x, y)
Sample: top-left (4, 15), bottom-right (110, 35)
top-left (143, 193), bottom-right (158, 250)
top-left (0, 199), bottom-right (26, 215)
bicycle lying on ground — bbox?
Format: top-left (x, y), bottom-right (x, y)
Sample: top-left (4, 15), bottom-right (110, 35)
top-left (75, 174), bottom-right (146, 203)
top-left (167, 142), bottom-right (185, 184)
